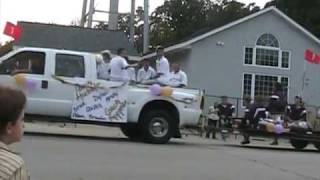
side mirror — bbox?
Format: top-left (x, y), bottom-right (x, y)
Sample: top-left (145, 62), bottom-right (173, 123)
top-left (316, 108), bottom-right (320, 119)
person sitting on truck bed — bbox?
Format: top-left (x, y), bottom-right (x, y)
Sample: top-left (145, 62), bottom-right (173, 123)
top-left (241, 96), bottom-right (267, 145)
top-left (137, 59), bottom-right (156, 84)
top-left (168, 63), bottom-right (188, 88)
top-left (286, 96), bottom-right (307, 122)
top-left (217, 96), bottom-right (235, 128)
top-left (97, 50), bottom-right (111, 80)
top-left (110, 48), bottom-right (137, 82)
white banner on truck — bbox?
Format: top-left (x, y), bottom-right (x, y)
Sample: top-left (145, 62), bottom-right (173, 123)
top-left (71, 83), bottom-right (127, 123)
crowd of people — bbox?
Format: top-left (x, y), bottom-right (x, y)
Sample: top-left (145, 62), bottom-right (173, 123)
top-left (97, 46), bottom-right (188, 88)
top-left (206, 82), bottom-right (308, 146)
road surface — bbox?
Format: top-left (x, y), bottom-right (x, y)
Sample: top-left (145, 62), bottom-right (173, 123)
top-left (13, 135), bottom-right (320, 180)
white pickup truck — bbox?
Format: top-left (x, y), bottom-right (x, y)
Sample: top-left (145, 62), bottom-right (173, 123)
top-left (0, 47), bottom-right (204, 144)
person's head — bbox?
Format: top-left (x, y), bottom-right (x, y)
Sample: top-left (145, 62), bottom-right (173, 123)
top-left (117, 48), bottom-right (128, 59)
top-left (254, 96), bottom-right (265, 106)
top-left (294, 96), bottom-right (303, 105)
top-left (101, 51), bottom-right (111, 63)
top-left (272, 82), bottom-right (283, 94)
top-left (142, 60), bottom-right (150, 70)
top-left (0, 86), bottom-right (26, 145)
top-left (221, 96), bottom-right (228, 104)
top-left (156, 46), bottom-right (164, 58)
top-left (172, 63), bottom-right (181, 73)
top-left (243, 96), bottom-right (251, 106)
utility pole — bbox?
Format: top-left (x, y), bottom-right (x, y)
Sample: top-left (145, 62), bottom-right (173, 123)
top-left (129, 0), bottom-right (136, 43)
top-left (80, 0), bottom-right (88, 27)
top-left (109, 0), bottom-right (119, 30)
top-left (87, 0), bottom-right (95, 28)
top-left (143, 0), bottom-right (149, 54)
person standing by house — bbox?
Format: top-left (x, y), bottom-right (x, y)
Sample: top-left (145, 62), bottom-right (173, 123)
top-left (137, 59), bottom-right (156, 83)
top-left (0, 86), bottom-right (29, 180)
top-left (154, 46), bottom-right (170, 85)
top-left (205, 104), bottom-right (220, 139)
top-left (168, 63), bottom-right (188, 88)
top-left (110, 48), bottom-right (137, 82)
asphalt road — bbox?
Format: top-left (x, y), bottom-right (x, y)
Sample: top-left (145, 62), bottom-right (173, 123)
top-left (13, 135), bottom-right (320, 180)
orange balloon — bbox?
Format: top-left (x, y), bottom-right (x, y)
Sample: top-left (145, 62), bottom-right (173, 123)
top-left (161, 86), bottom-right (173, 97)
top-left (266, 123), bottom-right (275, 133)
top-left (15, 74), bottom-right (26, 86)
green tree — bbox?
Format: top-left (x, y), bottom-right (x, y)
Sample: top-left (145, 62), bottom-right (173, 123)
top-left (265, 0), bottom-right (320, 38)
top-left (149, 0), bottom-right (260, 49)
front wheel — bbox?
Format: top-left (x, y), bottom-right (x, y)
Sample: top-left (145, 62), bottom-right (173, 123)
top-left (120, 124), bottom-right (142, 140)
top-left (290, 139), bottom-right (309, 150)
top-left (140, 110), bottom-right (175, 144)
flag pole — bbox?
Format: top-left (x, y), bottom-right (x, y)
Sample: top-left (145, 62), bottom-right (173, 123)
top-left (302, 59), bottom-right (307, 93)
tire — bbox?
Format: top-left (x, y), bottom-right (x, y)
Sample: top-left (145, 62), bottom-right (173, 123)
top-left (120, 124), bottom-right (142, 140)
top-left (314, 142), bottom-right (320, 151)
top-left (290, 139), bottom-right (309, 150)
top-left (140, 110), bottom-right (175, 144)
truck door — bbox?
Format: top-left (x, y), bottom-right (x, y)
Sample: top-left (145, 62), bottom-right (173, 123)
top-left (43, 53), bottom-right (89, 117)
top-left (0, 50), bottom-right (48, 115)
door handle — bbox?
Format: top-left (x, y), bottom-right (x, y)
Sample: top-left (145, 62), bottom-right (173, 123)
top-left (41, 80), bottom-right (48, 89)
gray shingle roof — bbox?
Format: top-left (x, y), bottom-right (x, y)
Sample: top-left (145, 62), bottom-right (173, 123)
top-left (14, 21), bottom-right (139, 56)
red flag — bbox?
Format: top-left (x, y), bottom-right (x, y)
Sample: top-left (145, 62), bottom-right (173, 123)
top-left (3, 22), bottom-right (22, 42)
top-left (314, 54), bottom-right (320, 64)
top-left (305, 49), bottom-right (316, 64)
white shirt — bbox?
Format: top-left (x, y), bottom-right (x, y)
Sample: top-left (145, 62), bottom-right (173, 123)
top-left (156, 56), bottom-right (170, 82)
top-left (137, 66), bottom-right (156, 82)
top-left (126, 67), bottom-right (136, 81)
top-left (97, 62), bottom-right (110, 80)
top-left (110, 56), bottom-right (129, 81)
top-left (168, 70), bottom-right (188, 87)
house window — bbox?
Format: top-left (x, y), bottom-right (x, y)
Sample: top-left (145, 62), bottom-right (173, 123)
top-left (256, 34), bottom-right (279, 47)
top-left (244, 47), bottom-right (253, 64)
top-left (55, 54), bottom-right (85, 78)
top-left (243, 74), bottom-right (252, 98)
top-left (244, 33), bottom-right (290, 69)
top-left (254, 75), bottom-right (278, 97)
top-left (281, 51), bottom-right (290, 68)
top-left (256, 48), bottom-right (279, 67)
top-left (242, 73), bottom-right (289, 100)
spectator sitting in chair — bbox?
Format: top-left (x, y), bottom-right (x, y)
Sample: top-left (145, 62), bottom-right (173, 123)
top-left (268, 82), bottom-right (287, 145)
top-left (286, 96), bottom-right (307, 123)
top-left (217, 96), bottom-right (235, 128)
top-left (241, 96), bottom-right (268, 145)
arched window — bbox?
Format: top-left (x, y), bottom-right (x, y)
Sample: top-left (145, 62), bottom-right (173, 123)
top-left (256, 34), bottom-right (279, 47)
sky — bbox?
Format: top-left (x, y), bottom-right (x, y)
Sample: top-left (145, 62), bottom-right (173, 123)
top-left (0, 0), bottom-right (269, 43)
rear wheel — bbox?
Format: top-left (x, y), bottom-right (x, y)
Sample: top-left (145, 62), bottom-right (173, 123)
top-left (140, 110), bottom-right (175, 144)
top-left (120, 123), bottom-right (142, 140)
top-left (314, 142), bottom-right (320, 151)
top-left (290, 139), bottom-right (309, 150)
